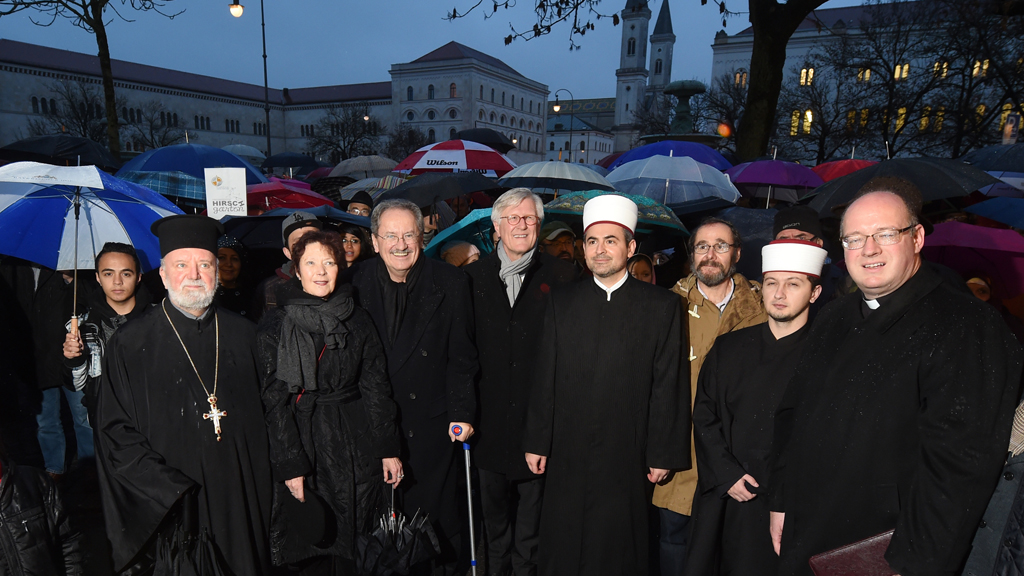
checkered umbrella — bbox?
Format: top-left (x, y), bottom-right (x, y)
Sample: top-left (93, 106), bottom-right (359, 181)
top-left (394, 140), bottom-right (516, 178)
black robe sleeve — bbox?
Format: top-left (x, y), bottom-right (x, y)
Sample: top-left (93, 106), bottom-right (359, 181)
top-left (885, 309), bottom-right (1023, 576)
top-left (444, 273), bottom-right (478, 424)
top-left (95, 332), bottom-right (197, 570)
top-left (255, 314), bottom-right (313, 483)
top-left (522, 293), bottom-right (557, 457)
top-left (645, 295), bottom-right (691, 471)
top-left (353, 310), bottom-right (401, 459)
top-left (769, 357), bottom-right (801, 513)
top-left (692, 344), bottom-right (747, 496)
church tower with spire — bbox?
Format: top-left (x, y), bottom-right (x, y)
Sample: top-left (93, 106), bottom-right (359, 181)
top-left (612, 0), bottom-right (652, 152)
top-left (648, 0), bottom-right (675, 96)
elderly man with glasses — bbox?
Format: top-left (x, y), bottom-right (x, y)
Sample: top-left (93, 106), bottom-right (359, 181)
top-left (768, 187), bottom-right (1023, 576)
top-left (652, 216), bottom-right (767, 576)
top-left (345, 198), bottom-right (478, 575)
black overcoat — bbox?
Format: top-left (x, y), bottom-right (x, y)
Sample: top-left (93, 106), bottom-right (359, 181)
top-left (346, 257), bottom-right (478, 536)
top-left (688, 323), bottom-right (810, 576)
top-left (771, 264), bottom-right (1024, 576)
top-left (95, 303), bottom-right (273, 575)
top-left (463, 251), bottom-right (577, 480)
top-left (256, 282), bottom-right (401, 566)
top-left (522, 277), bottom-right (690, 576)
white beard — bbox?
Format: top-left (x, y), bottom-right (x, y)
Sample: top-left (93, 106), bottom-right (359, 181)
top-left (167, 277), bottom-right (216, 312)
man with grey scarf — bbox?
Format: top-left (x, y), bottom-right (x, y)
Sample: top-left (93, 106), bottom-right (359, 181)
top-left (464, 189), bottom-right (577, 576)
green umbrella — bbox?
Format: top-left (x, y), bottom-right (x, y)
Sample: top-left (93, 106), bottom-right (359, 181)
top-left (544, 190), bottom-right (688, 236)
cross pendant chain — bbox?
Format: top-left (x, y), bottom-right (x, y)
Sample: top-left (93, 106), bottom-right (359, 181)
top-left (203, 395), bottom-right (227, 442)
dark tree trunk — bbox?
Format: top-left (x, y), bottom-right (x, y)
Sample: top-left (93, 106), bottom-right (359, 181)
top-left (736, 0), bottom-right (827, 161)
top-left (90, 0), bottom-right (121, 161)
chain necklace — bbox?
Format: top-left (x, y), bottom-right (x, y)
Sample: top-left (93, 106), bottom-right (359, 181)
top-left (162, 299), bottom-right (226, 441)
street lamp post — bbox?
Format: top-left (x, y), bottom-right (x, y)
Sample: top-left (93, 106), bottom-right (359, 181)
top-left (230, 0), bottom-right (272, 157)
top-left (552, 88), bottom-right (574, 163)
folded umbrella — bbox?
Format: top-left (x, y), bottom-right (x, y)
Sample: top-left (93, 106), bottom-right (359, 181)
top-left (356, 486), bottom-right (441, 575)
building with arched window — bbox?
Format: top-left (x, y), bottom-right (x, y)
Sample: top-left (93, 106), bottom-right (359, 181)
top-left (0, 39), bottom-right (546, 164)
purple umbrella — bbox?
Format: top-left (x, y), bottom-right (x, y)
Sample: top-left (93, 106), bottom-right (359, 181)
top-left (922, 221), bottom-right (1024, 299)
top-left (725, 160), bottom-right (824, 204)
top-left (607, 141), bottom-right (732, 171)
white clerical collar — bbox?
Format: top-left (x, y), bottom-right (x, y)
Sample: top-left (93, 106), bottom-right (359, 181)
top-left (697, 278), bottom-right (735, 314)
top-left (864, 298), bottom-right (880, 310)
top-left (168, 298), bottom-right (213, 320)
top-left (594, 273), bottom-right (629, 301)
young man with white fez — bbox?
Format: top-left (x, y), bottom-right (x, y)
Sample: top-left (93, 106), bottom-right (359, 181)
top-left (522, 194), bottom-right (689, 576)
top-left (687, 239), bottom-right (827, 576)
top-left (251, 210), bottom-right (323, 322)
top-left (95, 215), bottom-right (273, 575)
top-left (345, 198), bottom-right (477, 575)
top-left (773, 205), bottom-right (843, 317)
top-left (652, 217), bottom-right (767, 576)
top-left (769, 191), bottom-right (1023, 576)
top-left (463, 188), bottom-right (576, 576)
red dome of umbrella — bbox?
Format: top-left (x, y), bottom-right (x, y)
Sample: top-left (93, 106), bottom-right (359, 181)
top-left (812, 159), bottom-right (878, 182)
top-left (395, 140), bottom-right (516, 178)
top-left (596, 152), bottom-right (624, 169)
top-left (247, 181), bottom-right (334, 211)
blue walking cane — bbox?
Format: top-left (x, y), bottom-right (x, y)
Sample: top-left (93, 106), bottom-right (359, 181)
top-left (451, 424), bottom-right (478, 576)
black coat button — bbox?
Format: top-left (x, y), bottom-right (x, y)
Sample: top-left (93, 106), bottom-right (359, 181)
top-left (408, 430), bottom-right (414, 438)
top-left (409, 393), bottom-right (416, 400)
top-left (421, 350), bottom-right (428, 357)
top-left (1006, 472), bottom-right (1015, 481)
top-left (1006, 537), bottom-right (1015, 548)
top-left (980, 520), bottom-right (987, 528)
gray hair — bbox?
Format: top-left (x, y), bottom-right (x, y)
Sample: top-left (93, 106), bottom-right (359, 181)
top-left (371, 199), bottom-right (424, 236)
top-left (491, 187), bottom-right (545, 225)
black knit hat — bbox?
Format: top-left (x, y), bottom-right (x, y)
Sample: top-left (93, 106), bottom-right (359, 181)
top-left (150, 215), bottom-right (224, 257)
top-left (773, 205), bottom-right (823, 239)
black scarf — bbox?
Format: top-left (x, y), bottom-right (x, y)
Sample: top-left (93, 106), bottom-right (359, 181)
top-left (376, 256), bottom-right (424, 346)
top-left (276, 281), bottom-right (354, 393)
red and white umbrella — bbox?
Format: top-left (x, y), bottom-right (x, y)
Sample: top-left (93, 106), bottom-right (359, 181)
top-left (395, 140), bottom-right (516, 178)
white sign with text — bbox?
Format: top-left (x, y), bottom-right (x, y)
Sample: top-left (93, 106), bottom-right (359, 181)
top-left (204, 167), bottom-right (247, 220)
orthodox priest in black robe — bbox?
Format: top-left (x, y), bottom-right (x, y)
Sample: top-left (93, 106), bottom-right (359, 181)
top-left (522, 195), bottom-right (690, 576)
top-left (687, 239), bottom-right (828, 576)
top-left (95, 215), bottom-right (273, 575)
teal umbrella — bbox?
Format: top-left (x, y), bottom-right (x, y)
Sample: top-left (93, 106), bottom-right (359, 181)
top-left (543, 190), bottom-right (688, 236)
top-left (424, 208), bottom-right (495, 259)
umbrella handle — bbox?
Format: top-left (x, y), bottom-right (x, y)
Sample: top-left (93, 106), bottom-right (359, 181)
top-left (69, 317), bottom-right (78, 337)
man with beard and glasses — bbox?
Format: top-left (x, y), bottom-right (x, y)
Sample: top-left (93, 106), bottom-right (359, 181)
top-left (652, 217), bottom-right (767, 576)
top-left (523, 194), bottom-right (689, 576)
top-left (686, 240), bottom-right (826, 576)
top-left (95, 215), bottom-right (273, 575)
top-left (345, 199), bottom-right (477, 575)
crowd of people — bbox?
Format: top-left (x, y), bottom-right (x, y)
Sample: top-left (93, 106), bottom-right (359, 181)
top-left (0, 178), bottom-right (1023, 576)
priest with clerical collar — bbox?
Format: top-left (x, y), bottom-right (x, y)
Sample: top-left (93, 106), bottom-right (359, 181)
top-left (522, 194), bottom-right (690, 576)
top-left (687, 239), bottom-right (826, 576)
top-left (95, 215), bottom-right (273, 575)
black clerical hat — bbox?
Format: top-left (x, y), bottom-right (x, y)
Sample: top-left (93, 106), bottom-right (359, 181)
top-left (150, 215), bottom-right (224, 257)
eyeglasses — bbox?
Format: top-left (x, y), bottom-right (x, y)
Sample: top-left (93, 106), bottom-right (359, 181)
top-left (840, 225), bottom-right (914, 250)
top-left (348, 207), bottom-right (371, 217)
top-left (376, 232), bottom-right (419, 244)
top-left (500, 215), bottom-right (538, 227)
top-left (340, 238), bottom-right (360, 245)
top-left (693, 242), bottom-right (736, 255)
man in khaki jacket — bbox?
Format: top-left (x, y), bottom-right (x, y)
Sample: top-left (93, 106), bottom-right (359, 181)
top-left (653, 217), bottom-right (767, 575)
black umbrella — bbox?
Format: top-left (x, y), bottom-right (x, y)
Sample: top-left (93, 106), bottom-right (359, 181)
top-left (0, 135), bottom-right (120, 170)
top-left (150, 489), bottom-right (232, 576)
top-left (377, 172), bottom-right (502, 208)
top-left (261, 152), bottom-right (319, 170)
top-left (960, 144), bottom-right (1024, 172)
top-left (356, 488), bottom-right (441, 575)
top-left (453, 128), bottom-right (516, 154)
top-left (807, 157), bottom-right (1001, 217)
top-left (222, 206), bottom-right (369, 250)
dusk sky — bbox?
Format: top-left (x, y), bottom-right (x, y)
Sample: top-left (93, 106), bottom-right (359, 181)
top-left (1, 0), bottom-right (860, 100)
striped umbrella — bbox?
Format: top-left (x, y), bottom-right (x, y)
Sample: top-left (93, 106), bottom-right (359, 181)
top-left (395, 140), bottom-right (516, 178)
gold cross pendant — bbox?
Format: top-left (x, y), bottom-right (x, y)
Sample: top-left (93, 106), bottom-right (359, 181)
top-left (203, 395), bottom-right (227, 442)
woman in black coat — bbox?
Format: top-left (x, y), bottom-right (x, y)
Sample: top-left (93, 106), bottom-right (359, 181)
top-left (257, 230), bottom-right (403, 573)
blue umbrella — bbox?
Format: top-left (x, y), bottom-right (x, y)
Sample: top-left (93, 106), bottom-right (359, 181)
top-left (424, 209), bottom-right (495, 259)
top-left (0, 162), bottom-right (183, 273)
top-left (118, 170), bottom-right (206, 207)
top-left (607, 141), bottom-right (733, 171)
top-left (965, 197), bottom-right (1024, 229)
top-left (116, 143), bottom-right (268, 185)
